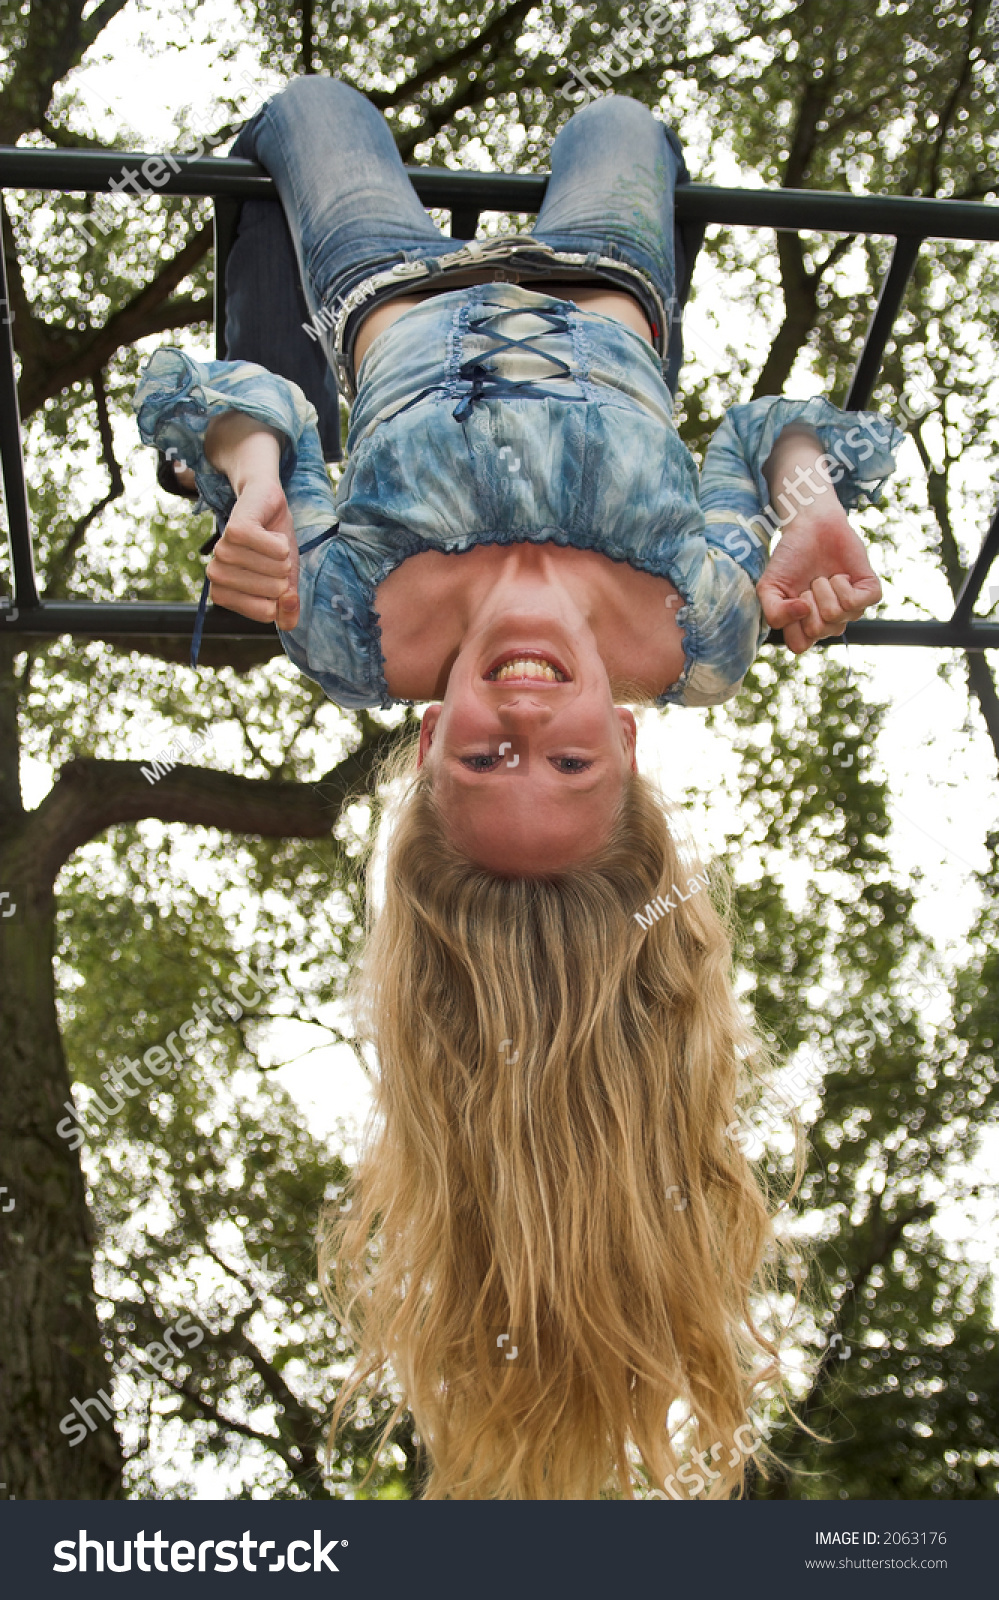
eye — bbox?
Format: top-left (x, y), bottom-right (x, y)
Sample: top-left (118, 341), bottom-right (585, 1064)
top-left (548, 757), bottom-right (593, 774)
top-left (459, 754), bottom-right (499, 772)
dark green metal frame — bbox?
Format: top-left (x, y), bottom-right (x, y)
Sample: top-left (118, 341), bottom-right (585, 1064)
top-left (1, 148), bottom-right (998, 649)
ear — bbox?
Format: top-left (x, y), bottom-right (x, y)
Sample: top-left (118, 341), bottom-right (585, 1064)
top-left (616, 707), bottom-right (638, 772)
top-left (417, 704), bottom-right (443, 768)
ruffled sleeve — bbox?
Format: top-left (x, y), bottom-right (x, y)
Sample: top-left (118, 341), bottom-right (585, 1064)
top-left (699, 395), bottom-right (904, 584)
top-left (132, 348), bottom-right (338, 539)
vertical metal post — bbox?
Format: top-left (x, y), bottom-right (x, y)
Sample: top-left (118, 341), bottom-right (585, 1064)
top-left (450, 208), bottom-right (481, 241)
top-left (213, 197), bottom-right (242, 360)
top-left (0, 205), bottom-right (39, 611)
top-left (950, 504), bottom-right (999, 627)
top-left (844, 234), bottom-right (922, 411)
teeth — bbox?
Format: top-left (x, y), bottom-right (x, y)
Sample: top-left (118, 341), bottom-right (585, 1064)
top-left (491, 657), bottom-right (565, 682)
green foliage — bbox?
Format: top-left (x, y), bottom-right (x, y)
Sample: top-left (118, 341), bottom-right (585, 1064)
top-left (703, 654), bottom-right (999, 1498)
top-left (55, 832), bottom-right (418, 1498)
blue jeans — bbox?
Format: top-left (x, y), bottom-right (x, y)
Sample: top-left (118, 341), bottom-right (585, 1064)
top-left (224, 80), bottom-right (701, 451)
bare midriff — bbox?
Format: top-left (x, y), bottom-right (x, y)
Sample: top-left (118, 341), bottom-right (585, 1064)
top-left (353, 274), bottom-right (653, 372)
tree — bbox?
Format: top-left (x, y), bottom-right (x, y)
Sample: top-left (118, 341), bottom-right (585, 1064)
top-left (0, 0), bottom-right (995, 1499)
top-left (709, 654), bottom-right (998, 1498)
top-left (54, 833), bottom-right (423, 1497)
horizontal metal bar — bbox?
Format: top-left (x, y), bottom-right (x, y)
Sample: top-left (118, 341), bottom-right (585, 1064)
top-left (3, 602), bottom-right (999, 651)
top-left (839, 618), bottom-right (999, 647)
top-left (0, 149), bottom-right (277, 201)
top-left (0, 602), bottom-right (275, 637)
top-left (951, 504), bottom-right (999, 627)
top-left (2, 147), bottom-right (998, 240)
top-left (676, 185), bottom-right (999, 242)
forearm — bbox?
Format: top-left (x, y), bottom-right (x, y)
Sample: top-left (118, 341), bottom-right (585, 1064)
top-left (762, 425), bottom-right (844, 531)
top-left (204, 411), bottom-right (284, 494)
top-left (754, 425), bottom-right (881, 652)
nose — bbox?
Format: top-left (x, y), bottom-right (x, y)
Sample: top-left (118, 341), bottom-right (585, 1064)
top-left (496, 697), bottom-right (555, 725)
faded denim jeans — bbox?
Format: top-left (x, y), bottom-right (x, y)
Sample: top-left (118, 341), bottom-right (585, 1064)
top-left (226, 79), bottom-right (703, 404)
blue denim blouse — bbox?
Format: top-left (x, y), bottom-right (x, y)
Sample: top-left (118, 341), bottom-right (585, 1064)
top-left (134, 284), bottom-right (902, 710)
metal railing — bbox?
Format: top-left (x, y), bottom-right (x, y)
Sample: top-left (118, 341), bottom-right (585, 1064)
top-left (1, 147), bottom-right (998, 650)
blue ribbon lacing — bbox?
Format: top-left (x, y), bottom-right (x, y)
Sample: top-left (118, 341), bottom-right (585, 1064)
top-left (381, 302), bottom-right (581, 427)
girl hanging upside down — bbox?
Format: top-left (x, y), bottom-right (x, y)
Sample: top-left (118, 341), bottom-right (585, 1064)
top-left (135, 79), bottom-right (901, 1498)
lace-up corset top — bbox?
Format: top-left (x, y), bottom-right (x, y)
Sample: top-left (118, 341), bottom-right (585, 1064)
top-left (133, 282), bottom-right (903, 713)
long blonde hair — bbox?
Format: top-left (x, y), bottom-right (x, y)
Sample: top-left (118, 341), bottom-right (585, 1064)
top-left (322, 740), bottom-right (792, 1499)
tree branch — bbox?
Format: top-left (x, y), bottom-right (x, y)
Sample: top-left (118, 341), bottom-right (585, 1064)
top-left (752, 233), bottom-right (817, 398)
top-left (43, 367), bottom-right (124, 596)
top-left (17, 224), bottom-right (214, 417)
top-left (217, 679), bottom-right (280, 778)
top-left (79, 0), bottom-right (132, 51)
top-left (800, 1200), bottom-right (935, 1425)
top-left (924, 14), bottom-right (979, 197)
top-left (104, 636), bottom-right (286, 673)
top-left (226, 1314), bottom-right (320, 1443)
top-left (365, 0), bottom-right (537, 112)
top-left (37, 116), bottom-right (123, 151)
top-left (782, 77), bottom-right (829, 190)
top-left (0, 1), bottom-right (131, 145)
top-left (155, 1368), bottom-right (298, 1457)
top-left (910, 423), bottom-right (999, 771)
top-left (14, 718), bottom-right (403, 893)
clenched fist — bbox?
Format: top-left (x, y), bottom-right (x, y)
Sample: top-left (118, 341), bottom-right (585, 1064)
top-left (756, 502), bottom-right (882, 654)
top-left (206, 477), bottom-right (300, 631)
top-left (757, 424), bottom-right (882, 654)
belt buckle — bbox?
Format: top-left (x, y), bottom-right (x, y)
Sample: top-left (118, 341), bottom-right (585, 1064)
top-left (332, 349), bottom-right (354, 397)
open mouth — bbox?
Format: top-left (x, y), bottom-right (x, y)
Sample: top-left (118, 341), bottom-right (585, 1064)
top-left (484, 649), bottom-right (570, 684)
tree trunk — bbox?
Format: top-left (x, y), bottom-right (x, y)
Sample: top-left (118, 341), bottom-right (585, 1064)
top-left (0, 839), bottom-right (123, 1498)
top-left (0, 677), bottom-right (401, 1496)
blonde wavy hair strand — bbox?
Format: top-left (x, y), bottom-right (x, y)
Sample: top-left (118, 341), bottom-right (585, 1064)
top-left (321, 738), bottom-right (795, 1499)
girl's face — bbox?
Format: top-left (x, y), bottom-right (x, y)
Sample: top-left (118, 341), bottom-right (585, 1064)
top-left (418, 613), bottom-right (637, 875)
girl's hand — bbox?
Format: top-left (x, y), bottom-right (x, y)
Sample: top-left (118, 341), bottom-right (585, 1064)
top-left (757, 424), bottom-right (882, 654)
top-left (205, 477), bottom-right (300, 630)
top-left (756, 504), bottom-right (881, 654)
